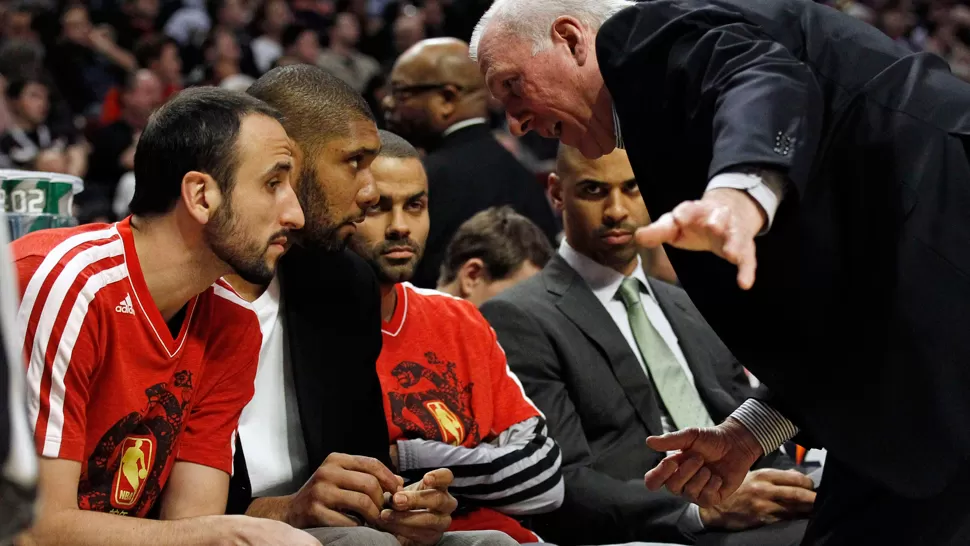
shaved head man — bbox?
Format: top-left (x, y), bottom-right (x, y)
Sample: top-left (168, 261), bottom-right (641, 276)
top-left (383, 37), bottom-right (488, 150)
top-left (383, 37), bottom-right (559, 289)
top-left (552, 146), bottom-right (676, 284)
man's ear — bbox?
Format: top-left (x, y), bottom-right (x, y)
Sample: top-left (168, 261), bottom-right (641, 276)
top-left (552, 16), bottom-right (588, 65)
top-left (458, 257), bottom-right (487, 296)
top-left (432, 84), bottom-right (462, 124)
top-left (547, 173), bottom-right (565, 213)
top-left (181, 171), bottom-right (221, 225)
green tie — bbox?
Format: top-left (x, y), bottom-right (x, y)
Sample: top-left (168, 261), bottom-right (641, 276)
top-left (616, 277), bottom-right (715, 430)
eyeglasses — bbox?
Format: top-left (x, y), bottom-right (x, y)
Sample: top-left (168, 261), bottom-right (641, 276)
top-left (389, 82), bottom-right (464, 100)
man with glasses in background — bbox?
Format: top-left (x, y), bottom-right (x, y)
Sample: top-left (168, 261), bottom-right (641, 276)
top-left (382, 37), bottom-right (559, 289)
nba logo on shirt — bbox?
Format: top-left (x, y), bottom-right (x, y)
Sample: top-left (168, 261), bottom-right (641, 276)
top-left (115, 294), bottom-right (135, 315)
top-left (424, 400), bottom-right (465, 446)
top-left (112, 436), bottom-right (155, 509)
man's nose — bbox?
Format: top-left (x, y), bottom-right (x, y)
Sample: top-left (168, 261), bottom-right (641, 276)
top-left (506, 111), bottom-right (533, 137)
top-left (281, 186), bottom-right (306, 230)
top-left (382, 93), bottom-right (396, 113)
top-left (387, 209), bottom-right (411, 238)
top-left (356, 170), bottom-right (379, 210)
top-left (604, 190), bottom-right (629, 224)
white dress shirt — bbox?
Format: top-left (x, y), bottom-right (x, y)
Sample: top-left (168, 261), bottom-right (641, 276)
top-left (442, 117), bottom-right (488, 138)
top-left (237, 277), bottom-right (310, 497)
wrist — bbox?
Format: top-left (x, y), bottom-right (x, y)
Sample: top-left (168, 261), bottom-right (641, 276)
top-left (697, 505), bottom-right (722, 529)
top-left (189, 516), bottom-right (246, 546)
top-left (245, 494), bottom-right (295, 525)
top-left (723, 417), bottom-right (764, 463)
top-left (704, 187), bottom-right (766, 235)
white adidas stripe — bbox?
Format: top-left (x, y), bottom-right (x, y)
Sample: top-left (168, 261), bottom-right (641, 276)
top-left (26, 239), bottom-right (125, 438)
top-left (16, 226), bottom-right (119, 333)
top-left (44, 263), bottom-right (129, 457)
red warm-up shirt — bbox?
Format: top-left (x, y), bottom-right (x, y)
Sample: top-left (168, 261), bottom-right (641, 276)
top-left (12, 217), bottom-right (260, 517)
top-left (378, 283), bottom-right (542, 542)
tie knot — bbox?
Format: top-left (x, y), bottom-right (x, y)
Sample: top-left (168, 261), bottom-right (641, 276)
top-left (617, 277), bottom-right (641, 309)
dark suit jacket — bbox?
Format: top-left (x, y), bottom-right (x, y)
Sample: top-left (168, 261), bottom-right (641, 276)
top-left (412, 122), bottom-right (560, 288)
top-left (597, 0), bottom-right (970, 498)
top-left (226, 247), bottom-right (391, 514)
top-left (480, 255), bottom-right (794, 545)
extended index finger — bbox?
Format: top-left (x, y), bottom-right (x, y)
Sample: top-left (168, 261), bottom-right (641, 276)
top-left (643, 451), bottom-right (693, 491)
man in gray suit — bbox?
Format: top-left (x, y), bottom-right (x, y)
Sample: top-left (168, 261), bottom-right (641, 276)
top-left (479, 147), bottom-right (814, 546)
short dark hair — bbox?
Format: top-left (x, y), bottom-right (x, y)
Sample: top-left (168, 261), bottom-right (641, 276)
top-left (133, 35), bottom-right (178, 69)
top-left (128, 86), bottom-right (283, 216)
top-left (247, 64), bottom-right (375, 157)
top-left (206, 0), bottom-right (227, 23)
top-left (5, 73), bottom-right (46, 100)
top-left (0, 40), bottom-right (43, 80)
top-left (439, 206), bottom-right (554, 284)
top-left (378, 130), bottom-right (419, 159)
top-left (281, 23), bottom-right (313, 50)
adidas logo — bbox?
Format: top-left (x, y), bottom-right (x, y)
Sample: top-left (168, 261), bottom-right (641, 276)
top-left (115, 294), bottom-right (135, 315)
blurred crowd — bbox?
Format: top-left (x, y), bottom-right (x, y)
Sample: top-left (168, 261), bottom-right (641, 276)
top-left (0, 0), bottom-right (966, 225)
top-left (831, 0), bottom-right (970, 77)
top-left (0, 0), bottom-right (508, 223)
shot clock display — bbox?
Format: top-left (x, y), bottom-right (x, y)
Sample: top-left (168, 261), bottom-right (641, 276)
top-left (1, 170), bottom-right (83, 240)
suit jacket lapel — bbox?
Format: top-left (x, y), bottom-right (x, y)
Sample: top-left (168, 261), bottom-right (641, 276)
top-left (649, 280), bottom-right (737, 421)
top-left (278, 249), bottom-right (328, 465)
top-left (545, 257), bottom-right (666, 436)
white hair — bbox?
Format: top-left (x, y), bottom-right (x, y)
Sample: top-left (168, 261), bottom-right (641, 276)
top-left (469, 0), bottom-right (635, 61)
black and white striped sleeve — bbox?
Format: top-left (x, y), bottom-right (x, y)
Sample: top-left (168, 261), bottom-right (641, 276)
top-left (729, 398), bottom-right (799, 456)
top-left (1, 215), bottom-right (38, 541)
top-left (397, 416), bottom-right (564, 515)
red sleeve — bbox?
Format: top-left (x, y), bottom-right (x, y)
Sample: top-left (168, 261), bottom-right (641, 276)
top-left (15, 254), bottom-right (101, 461)
top-left (176, 316), bottom-right (259, 475)
top-left (480, 312), bottom-right (541, 435)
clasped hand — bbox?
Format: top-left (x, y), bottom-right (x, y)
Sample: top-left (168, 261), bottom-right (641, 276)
top-left (642, 419), bottom-right (815, 530)
top-left (643, 418), bottom-right (764, 508)
top-left (285, 453), bottom-right (456, 545)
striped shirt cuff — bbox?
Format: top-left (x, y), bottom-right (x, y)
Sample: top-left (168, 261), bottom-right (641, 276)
top-left (729, 399), bottom-right (799, 456)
